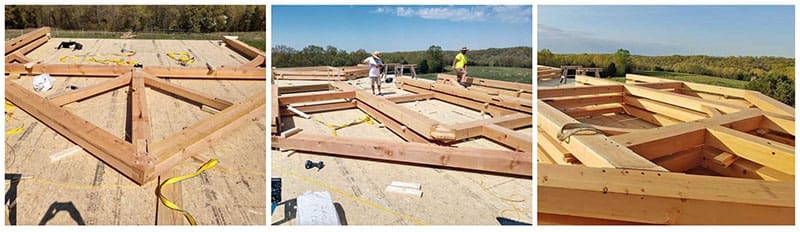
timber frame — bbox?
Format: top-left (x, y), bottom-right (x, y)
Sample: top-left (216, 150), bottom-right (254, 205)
top-left (4, 27), bottom-right (268, 186)
top-left (272, 73), bottom-right (533, 177)
top-left (538, 74), bottom-right (795, 224)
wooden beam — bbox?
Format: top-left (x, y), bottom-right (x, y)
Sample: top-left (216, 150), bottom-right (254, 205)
top-left (278, 91), bottom-right (355, 105)
top-left (538, 101), bottom-right (667, 171)
top-left (536, 128), bottom-right (578, 165)
top-left (143, 66), bottom-right (266, 80)
top-left (651, 146), bottom-right (703, 172)
top-left (272, 84), bottom-right (280, 134)
top-left (622, 95), bottom-right (707, 122)
top-left (482, 124), bottom-right (532, 152)
top-left (14, 35), bottom-right (49, 56)
top-left (701, 147), bottom-right (794, 181)
top-left (143, 73), bottom-right (233, 111)
top-left (705, 125), bottom-right (794, 175)
top-left (538, 163), bottom-right (794, 225)
top-left (611, 122), bottom-right (706, 160)
top-left (242, 55), bottom-right (265, 68)
top-left (577, 76), bottom-right (742, 113)
top-left (447, 113), bottom-right (531, 140)
top-left (148, 90), bottom-right (266, 181)
top-left (277, 83), bottom-right (331, 94)
top-left (223, 37), bottom-right (266, 59)
top-left (341, 82), bottom-right (447, 140)
top-left (743, 91), bottom-right (795, 117)
top-left (538, 213), bottom-right (641, 225)
top-left (762, 113), bottom-right (795, 136)
top-left (48, 72), bottom-right (132, 106)
top-left (399, 83), bottom-right (515, 116)
top-left (5, 52), bottom-right (32, 63)
top-left (274, 133), bottom-right (532, 176)
top-left (5, 81), bottom-right (144, 184)
top-left (6, 63), bottom-right (133, 77)
top-left (355, 101), bottom-right (431, 144)
top-left (538, 85), bottom-right (623, 99)
top-left (130, 71), bottom-right (152, 158)
top-left (6, 27), bottom-right (50, 55)
top-left (279, 101), bottom-right (356, 117)
top-left (543, 94), bottom-right (623, 109)
top-left (400, 77), bottom-right (532, 113)
top-left (622, 105), bottom-right (682, 126)
top-left (438, 73), bottom-right (532, 93)
top-left (384, 93), bottom-right (434, 103)
top-left (563, 104), bottom-right (625, 118)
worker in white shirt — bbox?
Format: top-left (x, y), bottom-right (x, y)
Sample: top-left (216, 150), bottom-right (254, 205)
top-left (363, 51), bottom-right (385, 95)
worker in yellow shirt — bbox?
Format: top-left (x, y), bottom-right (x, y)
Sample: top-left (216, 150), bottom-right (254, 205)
top-left (452, 47), bottom-right (469, 87)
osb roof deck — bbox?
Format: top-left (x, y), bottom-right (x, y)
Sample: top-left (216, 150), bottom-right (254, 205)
top-left (271, 74), bottom-right (534, 225)
top-left (25, 38), bottom-right (250, 67)
top-left (537, 74), bottom-right (795, 225)
top-left (5, 27), bottom-right (267, 225)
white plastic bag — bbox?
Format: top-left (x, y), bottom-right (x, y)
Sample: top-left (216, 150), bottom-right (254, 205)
top-left (33, 74), bottom-right (55, 92)
top-left (296, 191), bottom-right (340, 225)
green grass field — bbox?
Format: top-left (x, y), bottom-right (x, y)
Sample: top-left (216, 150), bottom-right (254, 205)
top-left (5, 29), bottom-right (266, 51)
top-left (417, 66), bottom-right (532, 84)
top-left (631, 70), bottom-right (750, 89)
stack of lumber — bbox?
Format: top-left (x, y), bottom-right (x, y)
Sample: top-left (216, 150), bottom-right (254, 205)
top-left (537, 65), bottom-right (560, 80)
top-left (272, 65), bottom-right (369, 81)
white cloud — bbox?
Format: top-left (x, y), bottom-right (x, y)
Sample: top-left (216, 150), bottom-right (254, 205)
top-left (370, 6), bottom-right (531, 23)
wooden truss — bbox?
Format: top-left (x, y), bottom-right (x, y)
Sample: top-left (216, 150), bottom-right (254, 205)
top-left (4, 27), bottom-right (267, 186)
top-left (538, 74), bottom-right (795, 224)
top-left (272, 65), bottom-right (369, 81)
top-left (272, 73), bottom-right (533, 177)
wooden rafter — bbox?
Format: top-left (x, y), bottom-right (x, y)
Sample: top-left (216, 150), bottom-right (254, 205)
top-left (274, 133), bottom-right (532, 176)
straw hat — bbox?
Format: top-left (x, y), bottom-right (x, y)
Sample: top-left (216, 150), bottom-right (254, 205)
top-left (372, 51), bottom-right (381, 58)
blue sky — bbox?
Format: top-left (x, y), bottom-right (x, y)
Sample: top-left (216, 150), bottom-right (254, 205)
top-left (273, 5), bottom-right (532, 52)
top-left (539, 5), bottom-right (795, 57)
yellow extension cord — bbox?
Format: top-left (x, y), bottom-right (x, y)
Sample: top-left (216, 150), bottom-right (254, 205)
top-left (156, 158), bottom-right (219, 225)
top-left (59, 55), bottom-right (139, 66)
top-left (313, 114), bottom-right (373, 136)
top-left (166, 51), bottom-right (195, 66)
top-left (5, 101), bottom-right (24, 135)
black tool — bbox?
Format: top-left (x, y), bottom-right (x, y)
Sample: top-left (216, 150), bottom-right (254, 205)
top-left (305, 160), bottom-right (325, 170)
top-left (56, 41), bottom-right (83, 51)
top-left (134, 63), bottom-right (143, 68)
top-left (271, 178), bottom-right (282, 203)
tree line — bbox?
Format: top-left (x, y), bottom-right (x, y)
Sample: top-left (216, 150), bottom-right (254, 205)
top-left (538, 48), bottom-right (795, 106)
top-left (272, 45), bottom-right (532, 74)
top-left (538, 48), bottom-right (794, 80)
top-left (5, 5), bottom-right (266, 33)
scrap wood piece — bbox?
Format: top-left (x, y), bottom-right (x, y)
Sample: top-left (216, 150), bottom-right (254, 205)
top-left (5, 81), bottom-right (145, 183)
top-left (48, 72), bottom-right (133, 106)
top-left (538, 101), bottom-right (667, 171)
top-left (273, 133), bottom-right (532, 177)
top-left (538, 164), bottom-right (794, 225)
